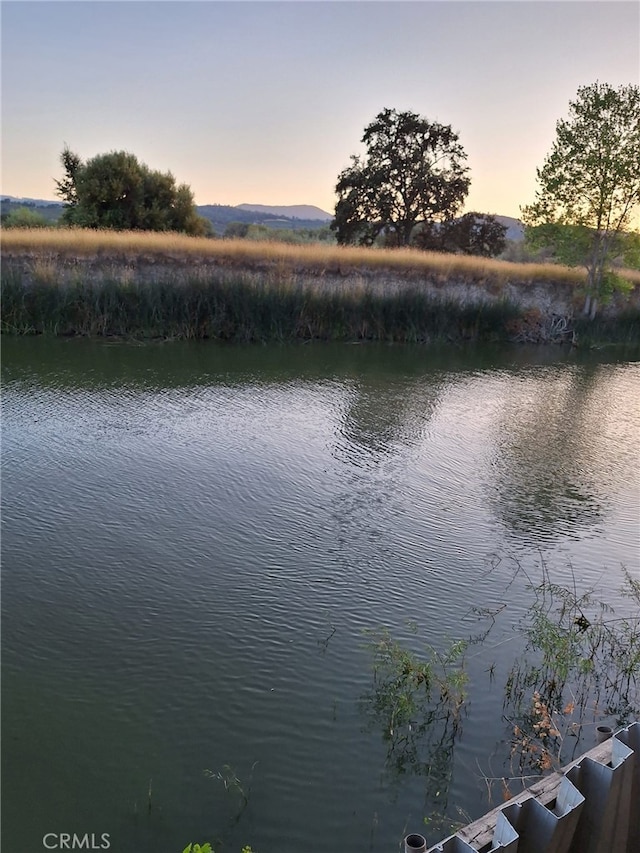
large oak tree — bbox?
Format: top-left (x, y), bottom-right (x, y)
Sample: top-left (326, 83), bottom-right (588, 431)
top-left (331, 108), bottom-right (470, 247)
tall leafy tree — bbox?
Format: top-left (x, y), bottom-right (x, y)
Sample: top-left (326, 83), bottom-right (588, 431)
top-left (55, 147), bottom-right (211, 236)
top-left (55, 147), bottom-right (82, 212)
top-left (521, 82), bottom-right (640, 317)
top-left (331, 108), bottom-right (470, 247)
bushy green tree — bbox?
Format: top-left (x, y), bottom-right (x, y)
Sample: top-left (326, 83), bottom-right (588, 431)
top-left (2, 206), bottom-right (50, 228)
top-left (223, 221), bottom-right (335, 245)
top-left (331, 108), bottom-right (470, 247)
top-left (55, 147), bottom-right (211, 236)
top-left (619, 230), bottom-right (640, 269)
top-left (521, 82), bottom-right (640, 317)
top-left (224, 221), bottom-right (250, 239)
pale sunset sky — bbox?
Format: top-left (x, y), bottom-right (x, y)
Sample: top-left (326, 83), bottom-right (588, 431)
top-left (1, 0), bottom-right (638, 219)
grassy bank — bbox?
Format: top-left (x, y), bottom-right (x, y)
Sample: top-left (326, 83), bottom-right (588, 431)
top-left (0, 265), bottom-right (523, 343)
top-left (7, 225), bottom-right (640, 285)
top-left (2, 228), bottom-right (639, 344)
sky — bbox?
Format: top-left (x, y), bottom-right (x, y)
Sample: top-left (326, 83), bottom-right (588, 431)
top-left (1, 1), bottom-right (638, 218)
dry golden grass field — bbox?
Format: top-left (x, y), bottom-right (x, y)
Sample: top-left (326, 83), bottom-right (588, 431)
top-left (5, 226), bottom-right (639, 286)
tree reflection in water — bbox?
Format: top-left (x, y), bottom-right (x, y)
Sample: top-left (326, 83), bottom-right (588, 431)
top-left (489, 364), bottom-right (629, 543)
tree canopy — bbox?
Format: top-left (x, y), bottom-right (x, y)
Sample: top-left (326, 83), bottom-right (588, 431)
top-left (331, 108), bottom-right (470, 247)
top-left (55, 148), bottom-right (211, 236)
top-left (413, 212), bottom-right (507, 257)
top-left (521, 82), bottom-right (640, 316)
top-left (1, 206), bottom-right (50, 229)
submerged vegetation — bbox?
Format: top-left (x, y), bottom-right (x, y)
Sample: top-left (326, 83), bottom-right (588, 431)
top-left (362, 560), bottom-right (639, 838)
top-left (502, 564), bottom-right (640, 783)
top-left (364, 628), bottom-right (469, 748)
top-left (362, 628), bottom-right (470, 833)
top-left (136, 562), bottom-right (638, 850)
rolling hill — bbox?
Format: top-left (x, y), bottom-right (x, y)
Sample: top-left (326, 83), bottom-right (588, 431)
top-left (1, 195), bottom-right (525, 241)
top-left (236, 203), bottom-right (332, 221)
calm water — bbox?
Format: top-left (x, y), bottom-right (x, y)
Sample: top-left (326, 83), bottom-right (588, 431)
top-left (2, 338), bottom-right (639, 853)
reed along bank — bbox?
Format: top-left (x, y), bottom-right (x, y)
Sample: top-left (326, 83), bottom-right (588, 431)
top-left (2, 230), bottom-right (640, 345)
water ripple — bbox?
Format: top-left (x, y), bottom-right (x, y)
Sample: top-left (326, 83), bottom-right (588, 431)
top-left (2, 342), bottom-right (639, 853)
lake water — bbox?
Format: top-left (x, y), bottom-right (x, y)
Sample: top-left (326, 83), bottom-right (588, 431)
top-left (2, 338), bottom-right (639, 853)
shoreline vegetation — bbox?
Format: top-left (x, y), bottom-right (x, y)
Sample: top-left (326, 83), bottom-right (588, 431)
top-left (2, 228), bottom-right (640, 345)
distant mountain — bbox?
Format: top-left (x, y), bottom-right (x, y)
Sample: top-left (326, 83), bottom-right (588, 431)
top-left (1, 195), bottom-right (62, 208)
top-left (196, 203), bottom-right (332, 233)
top-left (196, 204), bottom-right (283, 225)
top-left (237, 203), bottom-right (332, 221)
top-left (1, 194), bottom-right (525, 242)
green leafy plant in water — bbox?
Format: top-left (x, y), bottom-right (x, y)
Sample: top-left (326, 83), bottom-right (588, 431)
top-left (502, 563), bottom-right (640, 784)
top-left (363, 628), bottom-right (469, 747)
top-left (362, 626), bottom-right (471, 839)
top-left (181, 846), bottom-right (253, 853)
